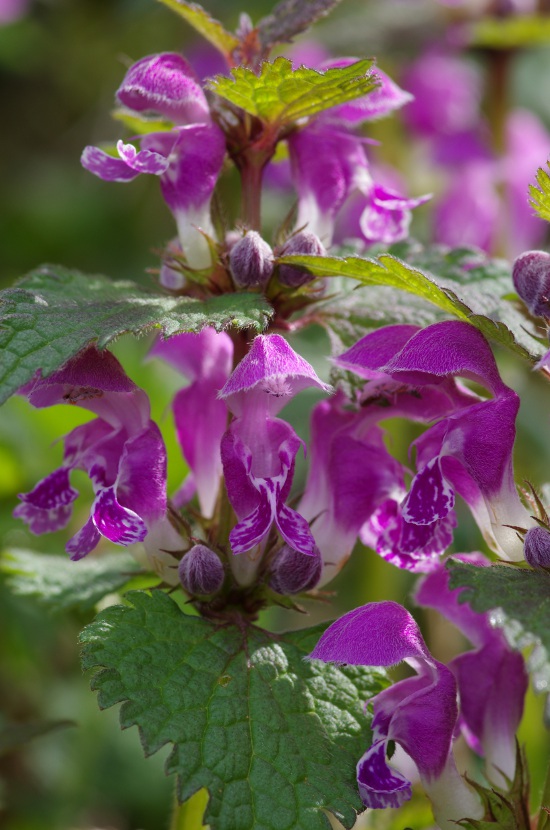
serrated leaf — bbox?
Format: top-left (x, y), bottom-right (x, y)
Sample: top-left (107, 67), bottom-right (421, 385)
top-left (155, 0), bottom-right (239, 54)
top-left (257, 0), bottom-right (345, 51)
top-left (0, 265), bottom-right (272, 405)
top-left (457, 746), bottom-right (531, 829)
top-left (470, 15), bottom-right (550, 48)
top-left (530, 162), bottom-right (550, 224)
top-left (80, 590), bottom-right (387, 830)
top-left (1, 549), bottom-right (144, 613)
top-left (278, 251), bottom-right (541, 360)
top-left (209, 57), bottom-right (377, 126)
top-left (0, 719), bottom-right (75, 756)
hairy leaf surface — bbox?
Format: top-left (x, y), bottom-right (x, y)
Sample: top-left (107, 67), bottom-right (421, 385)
top-left (81, 590), bottom-right (387, 830)
top-left (257, 0), bottom-right (345, 50)
top-left (209, 57), bottom-right (376, 126)
top-left (155, 0), bottom-right (239, 53)
top-left (0, 266), bottom-right (272, 404)
top-left (529, 162), bottom-right (550, 224)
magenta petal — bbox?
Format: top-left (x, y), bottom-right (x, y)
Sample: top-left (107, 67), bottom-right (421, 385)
top-left (357, 741), bottom-right (412, 808)
top-left (13, 501), bottom-right (73, 536)
top-left (115, 426), bottom-right (167, 526)
top-left (230, 490), bottom-right (273, 554)
top-left (14, 468), bottom-right (78, 534)
top-left (334, 325), bottom-right (419, 380)
top-left (66, 517), bottom-right (102, 560)
top-left (92, 486), bottom-right (147, 546)
top-left (81, 146), bottom-right (141, 182)
top-left (276, 503), bottom-right (316, 555)
top-left (310, 601), bottom-right (430, 665)
top-left (220, 334), bottom-right (331, 416)
top-left (116, 52), bottom-right (209, 124)
top-left (402, 457), bottom-right (455, 525)
top-left (116, 140), bottom-right (171, 176)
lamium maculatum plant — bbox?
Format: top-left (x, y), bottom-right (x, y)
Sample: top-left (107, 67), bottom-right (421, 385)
top-left (2, 0), bottom-right (550, 828)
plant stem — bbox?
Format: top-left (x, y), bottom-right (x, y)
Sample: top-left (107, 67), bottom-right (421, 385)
top-left (240, 160), bottom-right (264, 230)
top-left (537, 759), bottom-right (550, 830)
top-left (170, 789), bottom-right (210, 830)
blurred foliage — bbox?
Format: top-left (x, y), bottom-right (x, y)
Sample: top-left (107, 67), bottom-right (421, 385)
top-left (1, 0), bottom-right (550, 828)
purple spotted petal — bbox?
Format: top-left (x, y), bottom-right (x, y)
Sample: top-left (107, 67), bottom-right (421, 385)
top-left (402, 457), bottom-right (455, 525)
top-left (116, 140), bottom-right (172, 175)
top-left (229, 489), bottom-right (273, 554)
top-left (357, 740), bottom-right (412, 808)
top-left (92, 486), bottom-right (147, 546)
top-left (276, 503), bottom-right (316, 555)
top-left (115, 425), bottom-right (167, 526)
top-left (116, 52), bottom-right (210, 124)
top-left (81, 146), bottom-right (141, 182)
top-left (66, 517), bottom-right (102, 561)
top-left (14, 467), bottom-right (79, 534)
top-left (220, 334), bottom-right (331, 417)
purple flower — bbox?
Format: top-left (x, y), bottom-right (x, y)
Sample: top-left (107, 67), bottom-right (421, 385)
top-left (81, 53), bottom-right (226, 269)
top-left (335, 321), bottom-right (529, 561)
top-left (310, 602), bottom-right (483, 824)
top-left (218, 335), bottom-right (331, 583)
top-left (14, 346), bottom-right (174, 561)
top-left (149, 328), bottom-right (233, 519)
top-left (415, 554), bottom-right (528, 788)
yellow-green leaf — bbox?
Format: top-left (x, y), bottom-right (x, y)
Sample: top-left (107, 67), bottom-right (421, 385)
top-left (156, 0), bottom-right (239, 55)
top-left (470, 15), bottom-right (550, 48)
top-left (209, 56), bottom-right (377, 126)
top-left (530, 162), bottom-right (550, 223)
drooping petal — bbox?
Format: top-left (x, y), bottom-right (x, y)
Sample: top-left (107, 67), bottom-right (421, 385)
top-left (357, 740), bottom-right (412, 808)
top-left (402, 456), bottom-right (455, 525)
top-left (92, 486), bottom-right (148, 546)
top-left (66, 517), bottom-right (102, 561)
top-left (220, 333), bottom-right (331, 417)
top-left (81, 146), bottom-right (142, 182)
top-left (229, 488), bottom-right (274, 554)
top-left (116, 52), bottom-right (210, 124)
top-left (359, 185), bottom-right (431, 245)
top-left (116, 140), bottom-right (172, 175)
top-left (14, 467), bottom-right (78, 534)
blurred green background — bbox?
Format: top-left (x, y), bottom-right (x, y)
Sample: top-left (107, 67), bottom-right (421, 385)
top-left (1, 0), bottom-right (549, 827)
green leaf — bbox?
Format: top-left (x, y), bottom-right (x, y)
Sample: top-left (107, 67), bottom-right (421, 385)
top-left (155, 0), bottom-right (239, 54)
top-left (80, 590), bottom-right (387, 830)
top-left (209, 57), bottom-right (377, 126)
top-left (0, 265), bottom-right (272, 405)
top-left (447, 561), bottom-right (550, 712)
top-left (530, 162), bottom-right (550, 224)
top-left (278, 250), bottom-right (542, 360)
top-left (111, 108), bottom-right (174, 135)
top-left (0, 549), bottom-right (144, 613)
top-left (469, 15), bottom-right (550, 48)
top-left (257, 0), bottom-right (345, 51)
top-left (457, 746), bottom-right (531, 829)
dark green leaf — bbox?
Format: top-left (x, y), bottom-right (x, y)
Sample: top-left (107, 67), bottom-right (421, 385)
top-left (0, 719), bottom-right (75, 756)
top-left (0, 265), bottom-right (272, 405)
top-left (530, 163), bottom-right (550, 224)
top-left (209, 57), bottom-right (376, 126)
top-left (80, 590), bottom-right (387, 830)
top-left (278, 250), bottom-right (542, 360)
top-left (257, 0), bottom-right (345, 50)
top-left (155, 0), bottom-right (239, 54)
top-left (1, 549), bottom-right (143, 613)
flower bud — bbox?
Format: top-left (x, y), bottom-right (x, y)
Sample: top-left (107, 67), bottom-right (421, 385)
top-left (269, 544), bottom-right (322, 594)
top-left (278, 231), bottom-right (326, 287)
top-left (512, 250), bottom-right (550, 319)
top-left (229, 231), bottom-right (274, 288)
top-left (178, 544), bottom-right (225, 595)
top-left (524, 526), bottom-right (550, 570)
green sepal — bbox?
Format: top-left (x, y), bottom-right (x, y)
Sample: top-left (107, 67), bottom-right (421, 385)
top-left (456, 745), bottom-right (531, 830)
top-left (0, 265), bottom-right (272, 405)
top-left (80, 590), bottom-right (388, 830)
top-left (155, 0), bottom-right (239, 55)
top-left (209, 57), bottom-right (377, 127)
top-left (0, 549), bottom-right (145, 613)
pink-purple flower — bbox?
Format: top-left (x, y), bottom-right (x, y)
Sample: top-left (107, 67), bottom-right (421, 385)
top-left (81, 53), bottom-right (226, 269)
top-left (14, 346), bottom-right (174, 561)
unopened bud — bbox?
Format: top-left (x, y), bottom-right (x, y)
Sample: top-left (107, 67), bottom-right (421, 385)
top-left (269, 544), bottom-right (322, 594)
top-left (229, 231), bottom-right (274, 288)
top-left (524, 526), bottom-right (550, 571)
top-left (512, 250), bottom-right (550, 319)
top-left (178, 544), bottom-right (225, 595)
top-left (278, 231), bottom-right (326, 288)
